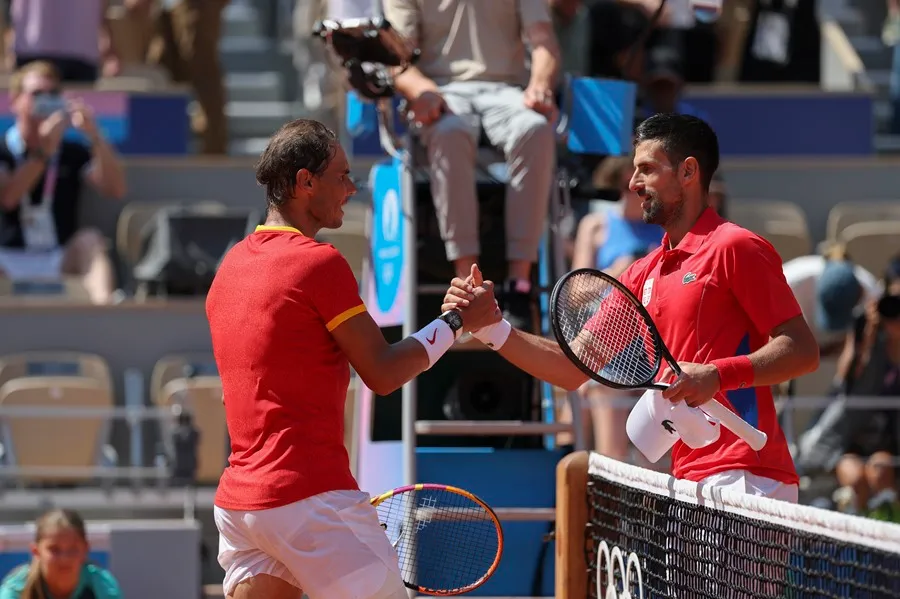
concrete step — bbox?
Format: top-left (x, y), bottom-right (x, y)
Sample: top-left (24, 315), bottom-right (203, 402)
top-left (222, 2), bottom-right (261, 38)
top-left (226, 101), bottom-right (307, 138)
top-left (220, 36), bottom-right (292, 73)
top-left (875, 133), bottom-right (900, 153)
top-left (867, 68), bottom-right (892, 96)
top-left (831, 6), bottom-right (869, 36)
top-left (849, 34), bottom-right (894, 70)
top-left (226, 72), bottom-right (284, 103)
top-left (874, 98), bottom-right (892, 131)
top-left (228, 136), bottom-right (271, 157)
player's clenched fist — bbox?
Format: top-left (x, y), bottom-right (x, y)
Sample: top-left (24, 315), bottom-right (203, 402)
top-left (442, 264), bottom-right (502, 332)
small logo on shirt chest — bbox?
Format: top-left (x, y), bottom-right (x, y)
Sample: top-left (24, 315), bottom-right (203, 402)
top-left (642, 278), bottom-right (654, 306)
top-left (682, 272), bottom-right (697, 285)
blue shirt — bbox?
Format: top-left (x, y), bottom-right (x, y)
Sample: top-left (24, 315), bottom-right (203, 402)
top-left (0, 563), bottom-right (121, 599)
top-left (595, 210), bottom-right (663, 271)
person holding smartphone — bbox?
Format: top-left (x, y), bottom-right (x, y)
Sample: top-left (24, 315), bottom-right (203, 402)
top-left (828, 256), bottom-right (900, 517)
top-left (0, 61), bottom-right (126, 303)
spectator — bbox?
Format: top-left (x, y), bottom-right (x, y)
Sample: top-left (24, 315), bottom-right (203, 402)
top-left (0, 509), bottom-right (122, 599)
top-left (739, 0), bottom-right (820, 83)
top-left (569, 155), bottom-right (663, 460)
top-left (635, 45), bottom-right (711, 122)
top-left (783, 244), bottom-right (881, 356)
top-left (383, 0), bottom-right (561, 331)
top-left (885, 0), bottom-right (900, 134)
top-left (807, 257), bottom-right (900, 518)
top-left (5, 0), bottom-right (120, 83)
top-left (124, 0), bottom-right (229, 155)
top-left (0, 61), bottom-right (126, 304)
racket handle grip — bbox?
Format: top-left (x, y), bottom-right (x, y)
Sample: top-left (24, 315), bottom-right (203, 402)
top-left (703, 400), bottom-right (768, 451)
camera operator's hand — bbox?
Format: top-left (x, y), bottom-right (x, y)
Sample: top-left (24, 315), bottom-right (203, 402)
top-left (38, 111), bottom-right (69, 155)
top-left (408, 90), bottom-right (447, 127)
top-left (69, 101), bottom-right (100, 141)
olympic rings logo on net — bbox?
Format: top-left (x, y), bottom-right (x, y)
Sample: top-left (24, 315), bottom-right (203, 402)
top-left (596, 540), bottom-right (644, 599)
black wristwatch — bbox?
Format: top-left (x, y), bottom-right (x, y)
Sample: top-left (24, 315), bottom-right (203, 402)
top-left (439, 310), bottom-right (464, 339)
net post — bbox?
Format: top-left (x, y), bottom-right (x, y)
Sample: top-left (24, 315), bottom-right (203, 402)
top-left (556, 450), bottom-right (589, 599)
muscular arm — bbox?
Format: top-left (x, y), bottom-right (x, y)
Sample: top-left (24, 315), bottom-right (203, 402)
top-left (331, 312), bottom-right (429, 396)
top-left (0, 158), bottom-right (45, 210)
top-left (729, 234), bottom-right (820, 386)
top-left (496, 329), bottom-right (590, 391)
top-left (745, 315), bottom-right (820, 387)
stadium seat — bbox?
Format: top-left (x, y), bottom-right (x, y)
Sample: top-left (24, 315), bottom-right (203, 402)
top-left (728, 201), bottom-right (812, 262)
top-left (116, 200), bottom-right (227, 272)
top-left (157, 376), bottom-right (226, 485)
top-left (150, 353), bottom-right (217, 407)
top-left (839, 221), bottom-right (900, 276)
top-left (0, 376), bottom-right (113, 485)
top-left (826, 201), bottom-right (900, 242)
top-left (0, 351), bottom-right (113, 394)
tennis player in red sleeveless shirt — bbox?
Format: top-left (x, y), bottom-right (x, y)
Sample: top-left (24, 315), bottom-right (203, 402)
top-left (442, 114), bottom-right (819, 502)
top-left (206, 120), bottom-right (499, 599)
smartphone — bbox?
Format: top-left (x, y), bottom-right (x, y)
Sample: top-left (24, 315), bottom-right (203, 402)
top-left (32, 93), bottom-right (67, 118)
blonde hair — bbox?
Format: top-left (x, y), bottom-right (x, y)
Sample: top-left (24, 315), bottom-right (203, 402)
top-left (10, 61), bottom-right (61, 95)
top-left (20, 509), bottom-right (87, 599)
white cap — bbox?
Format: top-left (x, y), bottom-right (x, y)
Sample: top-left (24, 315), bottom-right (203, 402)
top-left (627, 389), bottom-right (679, 463)
top-left (667, 399), bottom-right (721, 449)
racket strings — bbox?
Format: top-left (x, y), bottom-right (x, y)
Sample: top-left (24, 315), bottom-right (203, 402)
top-left (375, 488), bottom-right (499, 593)
top-left (556, 272), bottom-right (659, 387)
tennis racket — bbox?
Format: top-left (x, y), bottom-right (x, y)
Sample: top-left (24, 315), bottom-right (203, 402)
top-left (549, 267), bottom-right (768, 451)
top-left (371, 483), bottom-right (503, 596)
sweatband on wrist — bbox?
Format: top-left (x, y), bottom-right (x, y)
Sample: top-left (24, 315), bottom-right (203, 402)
top-left (410, 318), bottom-right (456, 369)
top-left (711, 355), bottom-right (754, 391)
top-left (472, 318), bottom-right (512, 350)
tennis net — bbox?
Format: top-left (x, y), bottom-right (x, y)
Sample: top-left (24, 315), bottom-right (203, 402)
top-left (583, 453), bottom-right (900, 598)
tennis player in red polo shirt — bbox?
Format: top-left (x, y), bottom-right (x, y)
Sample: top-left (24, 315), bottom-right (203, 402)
top-left (206, 119), bottom-right (499, 599)
top-left (442, 114), bottom-right (819, 502)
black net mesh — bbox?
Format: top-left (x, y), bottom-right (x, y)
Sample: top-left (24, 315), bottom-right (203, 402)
top-left (374, 487), bottom-right (500, 593)
top-left (585, 469), bottom-right (900, 598)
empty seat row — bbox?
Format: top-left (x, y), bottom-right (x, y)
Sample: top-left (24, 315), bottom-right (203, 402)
top-left (729, 199), bottom-right (900, 275)
top-left (0, 351), bottom-right (227, 486)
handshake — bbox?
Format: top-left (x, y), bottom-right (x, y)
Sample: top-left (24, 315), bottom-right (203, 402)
top-left (441, 264), bottom-right (507, 343)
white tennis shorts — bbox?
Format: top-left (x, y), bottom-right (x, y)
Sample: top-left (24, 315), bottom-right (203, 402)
top-left (214, 490), bottom-right (408, 599)
top-left (700, 469), bottom-right (799, 503)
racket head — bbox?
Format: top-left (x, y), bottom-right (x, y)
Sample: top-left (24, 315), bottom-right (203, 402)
top-left (370, 483), bottom-right (503, 596)
top-left (550, 267), bottom-right (667, 390)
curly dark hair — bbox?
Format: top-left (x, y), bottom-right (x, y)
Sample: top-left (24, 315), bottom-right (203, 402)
top-left (255, 119), bottom-right (338, 208)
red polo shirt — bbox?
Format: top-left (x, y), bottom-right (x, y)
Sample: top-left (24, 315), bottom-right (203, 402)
top-left (619, 208), bottom-right (801, 485)
top-left (207, 225), bottom-right (365, 510)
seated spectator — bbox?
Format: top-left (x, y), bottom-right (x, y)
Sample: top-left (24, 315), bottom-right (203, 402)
top-left (571, 156), bottom-right (663, 275)
top-left (5, 0), bottom-right (119, 82)
top-left (783, 244), bottom-right (881, 357)
top-left (384, 0), bottom-right (561, 331)
top-left (569, 156), bottom-right (663, 460)
top-left (635, 44), bottom-right (710, 123)
top-left (0, 61), bottom-right (126, 304)
top-left (0, 508), bottom-right (122, 599)
top-left (824, 257), bottom-right (900, 518)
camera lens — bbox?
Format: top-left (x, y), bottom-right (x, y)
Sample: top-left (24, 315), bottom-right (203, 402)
top-left (877, 295), bottom-right (900, 320)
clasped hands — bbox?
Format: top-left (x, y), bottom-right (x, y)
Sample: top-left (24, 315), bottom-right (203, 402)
top-left (442, 265), bottom-right (502, 334)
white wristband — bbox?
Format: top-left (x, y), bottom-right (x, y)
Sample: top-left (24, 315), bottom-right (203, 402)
top-left (472, 318), bottom-right (512, 350)
top-left (410, 318), bottom-right (456, 369)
